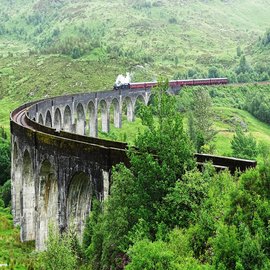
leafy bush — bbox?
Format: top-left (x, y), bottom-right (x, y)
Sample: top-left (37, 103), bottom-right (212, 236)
top-left (0, 130), bottom-right (10, 186)
top-left (245, 91), bottom-right (270, 124)
top-left (132, 1), bottom-right (152, 9)
top-left (126, 240), bottom-right (176, 270)
top-left (168, 17), bottom-right (177, 24)
top-left (0, 179), bottom-right (11, 207)
top-left (36, 226), bottom-right (79, 270)
top-left (157, 169), bottom-right (210, 230)
top-left (231, 127), bottom-right (258, 159)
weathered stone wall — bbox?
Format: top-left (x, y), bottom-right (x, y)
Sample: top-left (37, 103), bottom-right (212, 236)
top-left (11, 125), bottom-right (117, 250)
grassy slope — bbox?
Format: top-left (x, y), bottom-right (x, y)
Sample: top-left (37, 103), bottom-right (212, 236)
top-left (0, 1), bottom-right (270, 107)
top-left (214, 106), bottom-right (270, 155)
top-left (0, 0), bottom-right (270, 69)
top-left (0, 208), bottom-right (34, 269)
top-left (0, 98), bottom-right (19, 132)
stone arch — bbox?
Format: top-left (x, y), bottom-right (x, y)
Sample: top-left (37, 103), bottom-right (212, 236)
top-left (110, 98), bottom-right (121, 128)
top-left (67, 172), bottom-right (92, 239)
top-left (123, 96), bottom-right (134, 122)
top-left (76, 103), bottom-right (85, 135)
top-left (12, 141), bottom-right (22, 226)
top-left (88, 101), bottom-right (97, 137)
top-left (21, 150), bottom-right (35, 241)
top-left (54, 108), bottom-right (62, 132)
top-left (145, 92), bottom-right (151, 105)
top-left (38, 114), bottom-right (44, 125)
top-left (37, 159), bottom-right (58, 250)
top-left (45, 110), bottom-right (52, 128)
top-left (63, 105), bottom-right (72, 132)
top-left (98, 100), bottom-right (109, 133)
top-left (147, 93), bottom-right (155, 106)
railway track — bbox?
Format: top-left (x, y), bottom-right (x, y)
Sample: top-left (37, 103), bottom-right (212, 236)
top-left (14, 107), bottom-right (29, 128)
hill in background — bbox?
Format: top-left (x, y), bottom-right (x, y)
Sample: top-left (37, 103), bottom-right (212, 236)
top-left (0, 0), bottom-right (270, 93)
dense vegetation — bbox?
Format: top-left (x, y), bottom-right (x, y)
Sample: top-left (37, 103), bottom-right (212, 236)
top-left (79, 84), bottom-right (270, 270)
top-left (0, 207), bottom-right (35, 268)
top-left (0, 127), bottom-right (10, 208)
top-left (32, 83), bottom-right (270, 270)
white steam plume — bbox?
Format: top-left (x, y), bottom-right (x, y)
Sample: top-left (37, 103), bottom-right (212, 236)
top-left (115, 72), bottom-right (131, 86)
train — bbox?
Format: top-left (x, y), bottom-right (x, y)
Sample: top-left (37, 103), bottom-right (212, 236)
top-left (113, 77), bottom-right (228, 90)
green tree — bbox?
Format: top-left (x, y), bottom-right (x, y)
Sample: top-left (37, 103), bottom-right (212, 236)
top-left (126, 240), bottom-right (176, 270)
top-left (237, 72), bottom-right (251, 83)
top-left (188, 88), bottom-right (216, 152)
top-left (261, 28), bottom-right (270, 46)
top-left (0, 141), bottom-right (11, 186)
top-left (210, 165), bottom-right (270, 270)
top-left (0, 179), bottom-right (11, 207)
top-left (174, 56), bottom-right (179, 67)
top-left (211, 224), bottom-right (242, 269)
top-left (231, 127), bottom-right (258, 159)
top-left (236, 55), bottom-right (251, 75)
top-left (71, 46), bottom-right (81, 59)
top-left (157, 169), bottom-right (210, 231)
top-left (126, 228), bottom-right (213, 270)
top-left (85, 80), bottom-right (195, 269)
top-left (236, 46), bottom-right (242, 57)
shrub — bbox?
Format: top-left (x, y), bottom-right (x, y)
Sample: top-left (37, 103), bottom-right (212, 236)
top-left (126, 240), bottom-right (176, 270)
top-left (0, 179), bottom-right (11, 207)
top-left (231, 127), bottom-right (258, 159)
top-left (36, 226), bottom-right (78, 270)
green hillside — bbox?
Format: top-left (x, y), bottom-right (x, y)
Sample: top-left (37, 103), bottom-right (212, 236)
top-left (0, 207), bottom-right (34, 269)
top-left (0, 0), bottom-right (270, 79)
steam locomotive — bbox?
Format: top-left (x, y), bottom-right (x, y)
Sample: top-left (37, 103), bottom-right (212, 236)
top-left (113, 78), bottom-right (228, 90)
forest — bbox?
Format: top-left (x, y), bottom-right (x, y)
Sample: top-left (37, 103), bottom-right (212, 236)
top-left (45, 84), bottom-right (270, 269)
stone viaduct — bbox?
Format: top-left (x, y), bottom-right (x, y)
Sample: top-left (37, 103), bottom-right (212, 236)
top-left (10, 87), bottom-right (256, 250)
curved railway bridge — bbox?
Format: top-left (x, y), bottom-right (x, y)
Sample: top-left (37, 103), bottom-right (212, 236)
top-left (10, 88), bottom-right (256, 250)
